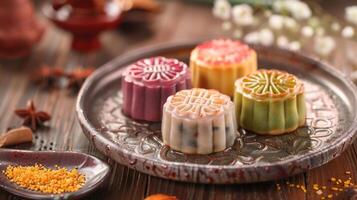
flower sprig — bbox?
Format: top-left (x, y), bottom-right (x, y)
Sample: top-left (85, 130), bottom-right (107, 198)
top-left (212, 0), bottom-right (357, 60)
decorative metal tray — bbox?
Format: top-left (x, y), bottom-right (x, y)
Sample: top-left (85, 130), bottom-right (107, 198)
top-left (76, 41), bottom-right (357, 184)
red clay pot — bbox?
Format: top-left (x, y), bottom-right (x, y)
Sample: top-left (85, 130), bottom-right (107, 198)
top-left (0, 0), bottom-right (45, 58)
top-left (43, 0), bottom-right (123, 52)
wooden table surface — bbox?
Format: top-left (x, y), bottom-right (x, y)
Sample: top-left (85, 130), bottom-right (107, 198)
top-left (0, 1), bottom-right (356, 200)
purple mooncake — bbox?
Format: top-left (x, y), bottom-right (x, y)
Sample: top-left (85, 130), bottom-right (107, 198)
top-left (122, 57), bottom-right (191, 122)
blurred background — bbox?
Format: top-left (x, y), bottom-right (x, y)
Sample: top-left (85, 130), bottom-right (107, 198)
top-left (1, 1), bottom-right (357, 199)
top-left (3, 0), bottom-right (357, 73)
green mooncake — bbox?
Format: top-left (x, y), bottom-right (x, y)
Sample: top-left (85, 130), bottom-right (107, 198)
top-left (234, 69), bottom-right (306, 135)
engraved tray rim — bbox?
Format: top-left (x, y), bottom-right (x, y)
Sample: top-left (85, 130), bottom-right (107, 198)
top-left (76, 40), bottom-right (357, 183)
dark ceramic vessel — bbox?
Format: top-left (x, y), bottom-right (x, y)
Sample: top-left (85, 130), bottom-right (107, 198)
top-left (76, 41), bottom-right (357, 184)
top-left (43, 0), bottom-right (122, 52)
top-left (0, 149), bottom-right (110, 199)
top-left (0, 0), bottom-right (45, 58)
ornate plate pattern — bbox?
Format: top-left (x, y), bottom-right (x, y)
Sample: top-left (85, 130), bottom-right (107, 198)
top-left (77, 42), bottom-right (357, 183)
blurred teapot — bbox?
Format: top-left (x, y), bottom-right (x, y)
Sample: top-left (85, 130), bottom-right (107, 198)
top-left (0, 0), bottom-right (45, 58)
top-left (43, 0), bottom-right (131, 52)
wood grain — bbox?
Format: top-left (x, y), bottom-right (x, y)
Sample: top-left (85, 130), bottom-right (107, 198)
top-left (0, 1), bottom-right (356, 200)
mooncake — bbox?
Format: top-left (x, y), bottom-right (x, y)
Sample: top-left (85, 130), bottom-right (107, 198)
top-left (162, 88), bottom-right (238, 154)
top-left (122, 57), bottom-right (191, 122)
top-left (234, 69), bottom-right (306, 135)
top-left (190, 39), bottom-right (257, 96)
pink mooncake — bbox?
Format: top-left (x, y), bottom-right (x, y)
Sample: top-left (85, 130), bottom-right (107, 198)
top-left (122, 57), bottom-right (191, 122)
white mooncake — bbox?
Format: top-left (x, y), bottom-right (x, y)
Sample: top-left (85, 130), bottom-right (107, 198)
top-left (161, 88), bottom-right (238, 154)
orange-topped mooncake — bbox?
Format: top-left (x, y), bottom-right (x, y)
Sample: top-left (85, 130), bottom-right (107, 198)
top-left (190, 39), bottom-right (257, 97)
top-left (161, 88), bottom-right (237, 154)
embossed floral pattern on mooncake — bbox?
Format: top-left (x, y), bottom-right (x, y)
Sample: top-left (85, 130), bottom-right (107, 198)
top-left (234, 69), bottom-right (306, 135)
top-left (162, 88), bottom-right (237, 154)
top-left (190, 39), bottom-right (257, 96)
top-left (122, 57), bottom-right (191, 122)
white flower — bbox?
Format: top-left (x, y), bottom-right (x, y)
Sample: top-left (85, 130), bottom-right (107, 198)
top-left (269, 15), bottom-right (285, 30)
top-left (272, 0), bottom-right (289, 13)
top-left (269, 15), bottom-right (299, 31)
top-left (314, 36), bottom-right (336, 57)
top-left (213, 0), bottom-right (231, 20)
top-left (331, 22), bottom-right (341, 32)
top-left (288, 41), bottom-right (301, 51)
top-left (277, 36), bottom-right (289, 48)
top-left (342, 26), bottom-right (355, 38)
top-left (232, 4), bottom-right (254, 26)
top-left (289, 1), bottom-right (311, 20)
top-left (233, 29), bottom-right (243, 38)
top-left (244, 29), bottom-right (274, 46)
top-left (222, 21), bottom-right (232, 31)
top-left (259, 29), bottom-right (274, 46)
top-left (283, 17), bottom-right (298, 31)
top-left (244, 31), bottom-right (260, 44)
top-left (273, 0), bottom-right (311, 20)
top-left (301, 26), bottom-right (314, 37)
top-left (345, 6), bottom-right (357, 25)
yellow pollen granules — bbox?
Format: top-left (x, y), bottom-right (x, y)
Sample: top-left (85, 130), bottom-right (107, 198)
top-left (300, 185), bottom-right (307, 193)
top-left (3, 164), bottom-right (86, 194)
top-left (316, 190), bottom-right (323, 195)
top-left (282, 173), bottom-right (355, 199)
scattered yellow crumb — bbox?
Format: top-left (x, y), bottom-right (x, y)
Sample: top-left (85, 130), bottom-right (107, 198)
top-left (300, 185), bottom-right (307, 193)
top-left (283, 175), bottom-right (354, 198)
top-left (3, 164), bottom-right (85, 194)
top-left (313, 184), bottom-right (319, 190)
top-left (316, 190), bottom-right (323, 195)
top-left (344, 179), bottom-right (351, 188)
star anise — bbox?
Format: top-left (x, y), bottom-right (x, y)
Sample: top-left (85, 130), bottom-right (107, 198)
top-left (30, 65), bottom-right (64, 88)
top-left (65, 67), bottom-right (95, 92)
top-left (14, 100), bottom-right (51, 131)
